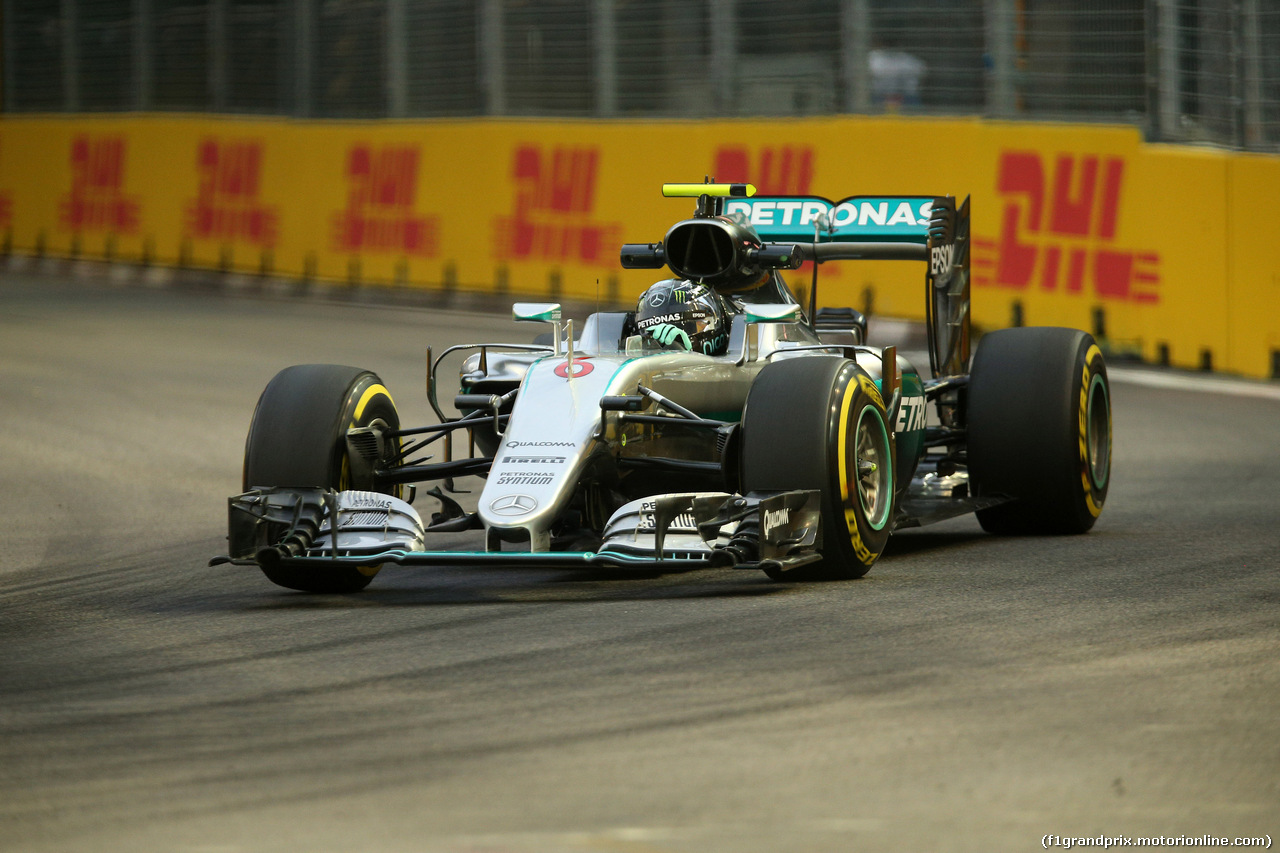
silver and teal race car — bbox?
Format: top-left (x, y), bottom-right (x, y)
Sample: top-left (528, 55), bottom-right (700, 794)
top-left (212, 183), bottom-right (1112, 592)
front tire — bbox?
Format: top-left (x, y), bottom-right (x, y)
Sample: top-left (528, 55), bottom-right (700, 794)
top-left (243, 364), bottom-right (402, 592)
top-left (742, 357), bottom-right (895, 581)
top-left (967, 327), bottom-right (1111, 534)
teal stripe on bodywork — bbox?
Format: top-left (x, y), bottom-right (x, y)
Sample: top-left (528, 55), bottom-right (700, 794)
top-left (894, 372), bottom-right (926, 496)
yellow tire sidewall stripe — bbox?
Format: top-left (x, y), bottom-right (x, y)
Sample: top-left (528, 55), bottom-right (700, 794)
top-left (1078, 345), bottom-right (1105, 517)
top-left (836, 372), bottom-right (856, 504)
top-left (353, 382), bottom-right (395, 426)
top-left (835, 371), bottom-right (878, 565)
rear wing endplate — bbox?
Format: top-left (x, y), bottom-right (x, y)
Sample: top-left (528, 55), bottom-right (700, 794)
top-left (925, 196), bottom-right (971, 378)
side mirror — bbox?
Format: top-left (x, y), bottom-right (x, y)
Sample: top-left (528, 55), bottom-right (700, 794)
top-left (743, 303), bottom-right (801, 324)
top-left (512, 302), bottom-right (562, 323)
top-left (513, 302), bottom-right (565, 355)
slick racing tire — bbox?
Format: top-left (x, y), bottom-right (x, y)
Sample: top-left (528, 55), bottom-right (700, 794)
top-left (967, 327), bottom-right (1111, 534)
top-left (742, 356), bottom-right (895, 581)
top-left (243, 364), bottom-right (402, 592)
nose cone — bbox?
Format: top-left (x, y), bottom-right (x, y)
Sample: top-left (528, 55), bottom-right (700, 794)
top-left (477, 354), bottom-right (628, 550)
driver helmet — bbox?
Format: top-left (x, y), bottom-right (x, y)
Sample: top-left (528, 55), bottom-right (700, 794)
top-left (634, 279), bottom-right (730, 356)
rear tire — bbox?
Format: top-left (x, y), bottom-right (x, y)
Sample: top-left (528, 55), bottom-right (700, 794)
top-left (742, 357), bottom-right (895, 581)
top-left (243, 364), bottom-right (402, 592)
top-left (967, 327), bottom-right (1111, 534)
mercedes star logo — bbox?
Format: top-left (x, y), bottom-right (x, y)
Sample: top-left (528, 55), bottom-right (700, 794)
top-left (489, 494), bottom-right (539, 516)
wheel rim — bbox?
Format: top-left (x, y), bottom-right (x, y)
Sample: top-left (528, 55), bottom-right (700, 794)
top-left (1086, 374), bottom-right (1110, 490)
top-left (855, 405), bottom-right (893, 531)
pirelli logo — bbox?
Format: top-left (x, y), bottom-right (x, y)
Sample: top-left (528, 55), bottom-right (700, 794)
top-left (502, 456), bottom-right (565, 465)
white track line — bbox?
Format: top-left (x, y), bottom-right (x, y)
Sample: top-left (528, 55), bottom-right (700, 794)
top-left (1109, 366), bottom-right (1280, 401)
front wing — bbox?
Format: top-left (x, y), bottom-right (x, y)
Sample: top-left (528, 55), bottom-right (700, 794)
top-left (210, 487), bottom-right (823, 574)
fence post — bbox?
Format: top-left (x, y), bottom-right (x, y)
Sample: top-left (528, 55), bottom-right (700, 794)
top-left (1240, 0), bottom-right (1263, 148)
top-left (1155, 0), bottom-right (1179, 141)
top-left (132, 0), bottom-right (152, 111)
top-left (387, 0), bottom-right (407, 117)
top-left (294, 0), bottom-right (313, 117)
top-left (985, 0), bottom-right (1016, 118)
top-left (2, 0), bottom-right (15, 110)
top-left (481, 0), bottom-right (506, 115)
top-left (210, 0), bottom-right (227, 111)
top-left (594, 0), bottom-right (617, 117)
top-left (840, 0), bottom-right (870, 113)
top-left (709, 0), bottom-right (735, 115)
top-left (60, 0), bottom-right (79, 111)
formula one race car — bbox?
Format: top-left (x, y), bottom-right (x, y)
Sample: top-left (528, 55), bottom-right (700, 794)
top-left (212, 182), bottom-right (1112, 592)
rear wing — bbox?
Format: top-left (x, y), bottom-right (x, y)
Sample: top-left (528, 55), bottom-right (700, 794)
top-left (723, 193), bottom-right (969, 377)
top-left (619, 183), bottom-right (971, 378)
top-left (723, 195), bottom-right (934, 244)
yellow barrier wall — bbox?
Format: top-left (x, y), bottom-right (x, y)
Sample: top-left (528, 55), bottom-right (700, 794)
top-left (0, 114), bottom-right (1276, 378)
top-left (1226, 153), bottom-right (1280, 379)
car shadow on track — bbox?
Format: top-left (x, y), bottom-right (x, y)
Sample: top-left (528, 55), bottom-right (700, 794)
top-left (205, 533), bottom-right (1004, 612)
top-left (879, 528), bottom-right (992, 559)
top-left (215, 532), bottom-right (1010, 611)
top-left (232, 567), bottom-right (797, 610)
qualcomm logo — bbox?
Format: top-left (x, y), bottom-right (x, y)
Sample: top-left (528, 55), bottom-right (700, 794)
top-left (488, 494), bottom-right (539, 516)
top-left (505, 440), bottom-right (575, 448)
top-left (762, 507), bottom-right (790, 539)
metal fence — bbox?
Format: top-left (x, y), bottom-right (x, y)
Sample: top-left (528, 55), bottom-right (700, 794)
top-left (4, 0), bottom-right (1278, 150)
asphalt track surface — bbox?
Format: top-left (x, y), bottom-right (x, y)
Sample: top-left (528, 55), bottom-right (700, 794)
top-left (1, 272), bottom-right (1277, 853)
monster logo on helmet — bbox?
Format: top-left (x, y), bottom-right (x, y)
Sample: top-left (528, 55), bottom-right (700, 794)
top-left (634, 279), bottom-right (730, 356)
